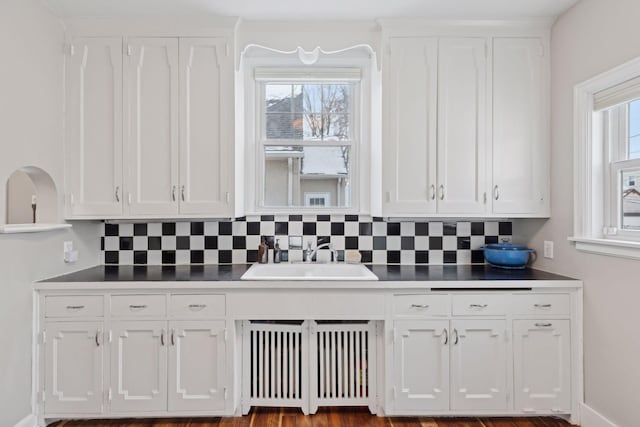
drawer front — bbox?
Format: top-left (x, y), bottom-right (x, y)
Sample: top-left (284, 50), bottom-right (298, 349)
top-left (512, 294), bottom-right (571, 315)
top-left (452, 294), bottom-right (508, 316)
top-left (392, 294), bottom-right (450, 317)
top-left (45, 295), bottom-right (104, 318)
top-left (111, 295), bottom-right (166, 317)
top-left (169, 294), bottom-right (225, 318)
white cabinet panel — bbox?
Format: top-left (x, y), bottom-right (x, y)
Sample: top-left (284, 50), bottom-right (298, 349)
top-left (126, 38), bottom-right (179, 216)
top-left (492, 38), bottom-right (548, 215)
top-left (168, 320), bottom-right (226, 411)
top-left (179, 38), bottom-right (233, 216)
top-left (65, 38), bottom-right (123, 217)
top-left (383, 37), bottom-right (438, 215)
top-left (437, 38), bottom-right (488, 214)
top-left (110, 321), bottom-right (167, 412)
top-left (393, 320), bottom-right (449, 411)
top-left (44, 322), bottom-right (104, 414)
top-left (513, 320), bottom-right (571, 413)
top-left (450, 320), bottom-right (508, 411)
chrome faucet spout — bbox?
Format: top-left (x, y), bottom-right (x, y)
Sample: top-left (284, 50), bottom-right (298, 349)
top-left (306, 242), bottom-right (338, 263)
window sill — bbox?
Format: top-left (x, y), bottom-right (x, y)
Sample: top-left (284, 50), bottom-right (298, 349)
top-left (568, 236), bottom-right (640, 260)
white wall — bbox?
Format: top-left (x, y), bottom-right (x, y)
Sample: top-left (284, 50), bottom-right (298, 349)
top-left (6, 171), bottom-right (36, 224)
top-left (519, 0), bottom-right (640, 425)
top-left (0, 1), bottom-right (101, 425)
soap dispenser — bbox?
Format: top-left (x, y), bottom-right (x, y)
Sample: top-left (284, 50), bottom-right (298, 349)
top-left (258, 238), bottom-right (268, 264)
top-left (274, 239), bottom-right (281, 263)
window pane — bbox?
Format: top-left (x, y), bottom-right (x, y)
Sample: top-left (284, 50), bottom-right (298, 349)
top-left (621, 169), bottom-right (640, 230)
top-left (263, 146), bottom-right (351, 208)
top-left (265, 83), bottom-right (352, 141)
top-left (629, 99), bottom-right (640, 159)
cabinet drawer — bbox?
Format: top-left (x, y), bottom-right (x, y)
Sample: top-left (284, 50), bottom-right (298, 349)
top-left (452, 294), bottom-right (507, 316)
top-left (392, 294), bottom-right (449, 317)
top-left (170, 294), bottom-right (225, 318)
top-left (45, 295), bottom-right (104, 318)
top-left (512, 294), bottom-right (571, 315)
top-left (111, 295), bottom-right (166, 317)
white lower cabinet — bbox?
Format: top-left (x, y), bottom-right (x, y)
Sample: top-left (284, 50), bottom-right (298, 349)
top-left (168, 320), bottom-right (227, 412)
top-left (393, 320), bottom-right (449, 411)
top-left (450, 320), bottom-right (508, 411)
top-left (110, 321), bottom-right (168, 412)
top-left (43, 322), bottom-right (104, 414)
top-left (513, 319), bottom-right (571, 413)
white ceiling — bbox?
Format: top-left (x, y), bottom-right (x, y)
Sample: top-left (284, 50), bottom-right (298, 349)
top-left (44, 0), bottom-right (581, 20)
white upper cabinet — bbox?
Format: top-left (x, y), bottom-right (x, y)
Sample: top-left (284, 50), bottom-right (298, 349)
top-left (492, 38), bottom-right (549, 216)
top-left (65, 38), bottom-right (123, 217)
top-left (437, 38), bottom-right (488, 215)
top-left (178, 38), bottom-right (233, 216)
top-left (125, 38), bottom-right (180, 217)
top-left (383, 38), bottom-right (438, 215)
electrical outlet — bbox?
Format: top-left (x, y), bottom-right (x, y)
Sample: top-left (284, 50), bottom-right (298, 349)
top-left (543, 240), bottom-right (554, 259)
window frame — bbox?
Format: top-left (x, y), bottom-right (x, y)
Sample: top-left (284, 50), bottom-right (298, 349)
top-left (240, 47), bottom-right (377, 216)
top-left (572, 55), bottom-right (640, 259)
top-left (256, 79), bottom-right (360, 211)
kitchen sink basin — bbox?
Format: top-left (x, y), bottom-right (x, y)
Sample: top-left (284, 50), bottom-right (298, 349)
top-left (240, 263), bottom-right (378, 281)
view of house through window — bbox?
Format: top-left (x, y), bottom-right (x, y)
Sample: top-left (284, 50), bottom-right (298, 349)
top-left (262, 82), bottom-right (354, 208)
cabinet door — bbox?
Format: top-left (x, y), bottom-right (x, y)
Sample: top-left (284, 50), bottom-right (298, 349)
top-left (65, 38), bottom-right (123, 217)
top-left (492, 38), bottom-right (548, 215)
top-left (393, 320), bottom-right (449, 411)
top-left (111, 321), bottom-right (167, 412)
top-left (44, 322), bottom-right (104, 414)
top-left (125, 38), bottom-right (179, 216)
top-left (382, 37), bottom-right (438, 215)
top-left (168, 320), bottom-right (226, 411)
top-left (437, 38), bottom-right (488, 214)
top-left (513, 320), bottom-right (571, 413)
top-left (179, 38), bottom-right (234, 216)
top-left (450, 319), bottom-right (508, 410)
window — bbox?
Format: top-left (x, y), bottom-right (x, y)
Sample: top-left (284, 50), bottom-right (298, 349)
top-left (573, 56), bottom-right (640, 258)
top-left (257, 73), bottom-right (360, 210)
top-left (606, 99), bottom-right (640, 236)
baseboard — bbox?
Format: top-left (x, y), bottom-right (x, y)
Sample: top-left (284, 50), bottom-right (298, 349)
top-left (13, 414), bottom-right (36, 427)
top-left (581, 403), bottom-right (619, 427)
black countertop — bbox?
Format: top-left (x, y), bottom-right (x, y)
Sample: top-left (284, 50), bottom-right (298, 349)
top-left (41, 264), bottom-right (575, 283)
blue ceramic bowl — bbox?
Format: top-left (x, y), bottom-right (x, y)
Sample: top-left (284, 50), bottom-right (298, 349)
top-left (482, 243), bottom-right (535, 269)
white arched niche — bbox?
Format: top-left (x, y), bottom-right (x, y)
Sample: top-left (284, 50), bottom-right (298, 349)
top-left (1, 166), bottom-right (71, 233)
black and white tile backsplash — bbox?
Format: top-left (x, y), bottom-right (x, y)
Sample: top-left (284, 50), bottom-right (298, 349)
top-left (101, 215), bottom-right (512, 265)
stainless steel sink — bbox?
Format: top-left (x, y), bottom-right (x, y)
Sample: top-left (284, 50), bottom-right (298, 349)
top-left (240, 263), bottom-right (378, 281)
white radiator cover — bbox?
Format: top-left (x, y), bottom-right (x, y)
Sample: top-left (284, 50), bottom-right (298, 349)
top-left (242, 320), bottom-right (377, 415)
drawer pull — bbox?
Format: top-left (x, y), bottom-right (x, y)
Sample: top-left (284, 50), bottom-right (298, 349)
top-left (443, 328), bottom-right (448, 345)
top-left (453, 328), bottom-right (459, 345)
top-left (534, 304), bottom-right (552, 308)
top-left (160, 329), bottom-right (166, 346)
top-left (66, 305), bottom-right (85, 310)
top-left (535, 322), bottom-right (553, 328)
top-left (171, 328), bottom-right (176, 346)
top-left (188, 304), bottom-right (207, 311)
top-left (410, 304), bottom-right (429, 309)
top-left (95, 330), bottom-right (101, 347)
top-left (469, 304), bottom-right (488, 308)
top-left (129, 304), bottom-right (148, 311)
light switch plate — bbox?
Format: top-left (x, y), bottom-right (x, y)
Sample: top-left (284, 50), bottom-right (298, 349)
top-left (543, 240), bottom-right (554, 259)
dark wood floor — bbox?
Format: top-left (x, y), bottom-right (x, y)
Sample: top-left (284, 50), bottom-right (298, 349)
top-left (51, 407), bottom-right (577, 427)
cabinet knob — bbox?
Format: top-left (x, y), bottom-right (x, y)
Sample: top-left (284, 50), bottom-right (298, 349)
top-left (172, 186), bottom-right (177, 202)
top-left (115, 186), bottom-right (120, 202)
top-left (439, 185), bottom-right (445, 200)
top-left (443, 328), bottom-right (448, 345)
top-left (430, 185), bottom-right (436, 200)
top-left (181, 185), bottom-right (186, 202)
top-left (494, 185), bottom-right (500, 200)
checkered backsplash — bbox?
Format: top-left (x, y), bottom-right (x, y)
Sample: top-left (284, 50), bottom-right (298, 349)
top-left (101, 215), bottom-right (512, 265)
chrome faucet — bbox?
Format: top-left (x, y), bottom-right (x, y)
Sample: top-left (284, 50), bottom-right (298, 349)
top-left (305, 242), bottom-right (338, 263)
